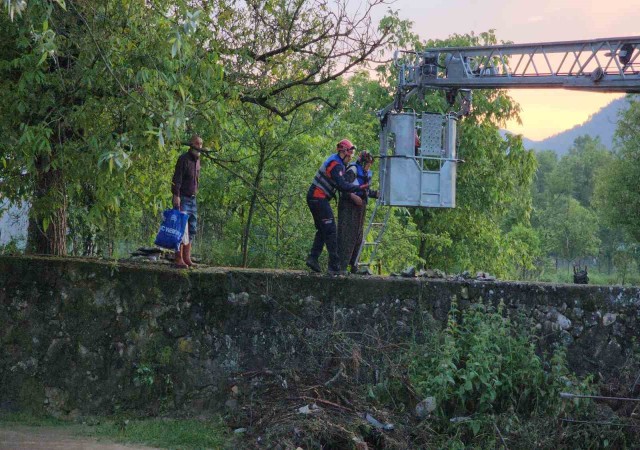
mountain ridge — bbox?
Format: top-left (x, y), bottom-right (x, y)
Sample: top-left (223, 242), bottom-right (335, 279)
top-left (504, 97), bottom-right (632, 155)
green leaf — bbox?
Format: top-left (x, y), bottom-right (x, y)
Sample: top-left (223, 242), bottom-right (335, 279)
top-left (38, 52), bottom-right (48, 66)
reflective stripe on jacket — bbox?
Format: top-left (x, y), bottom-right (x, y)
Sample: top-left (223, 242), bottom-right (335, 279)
top-left (310, 153), bottom-right (345, 199)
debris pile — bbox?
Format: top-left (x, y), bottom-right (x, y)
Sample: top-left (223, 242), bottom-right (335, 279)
top-left (224, 370), bottom-right (410, 449)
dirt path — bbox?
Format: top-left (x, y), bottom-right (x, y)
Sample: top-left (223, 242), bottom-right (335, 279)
top-left (0, 426), bottom-right (159, 450)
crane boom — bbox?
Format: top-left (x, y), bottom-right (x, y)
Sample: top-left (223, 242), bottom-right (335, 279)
top-left (395, 36), bottom-right (640, 102)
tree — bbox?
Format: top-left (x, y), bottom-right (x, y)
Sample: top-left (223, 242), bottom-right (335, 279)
top-left (0, 1), bottom-right (232, 255)
top-left (505, 224), bottom-right (541, 279)
top-left (209, 0), bottom-right (396, 118)
top-left (546, 136), bottom-right (611, 208)
top-left (594, 98), bottom-right (640, 242)
top-left (1, 0), bottom-right (398, 255)
top-left (537, 195), bottom-right (600, 267)
top-left (532, 150), bottom-right (558, 209)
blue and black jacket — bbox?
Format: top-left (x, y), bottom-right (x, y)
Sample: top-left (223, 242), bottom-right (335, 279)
top-left (308, 153), bottom-right (361, 200)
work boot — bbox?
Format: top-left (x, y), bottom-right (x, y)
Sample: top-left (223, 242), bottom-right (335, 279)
top-left (174, 246), bottom-right (188, 269)
top-left (305, 256), bottom-right (321, 273)
top-left (328, 264), bottom-right (347, 276)
top-left (183, 243), bottom-right (195, 267)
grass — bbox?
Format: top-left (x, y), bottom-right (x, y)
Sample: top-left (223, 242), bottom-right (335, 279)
top-left (0, 413), bottom-right (231, 449)
top-left (0, 412), bottom-right (69, 427)
top-left (534, 267), bottom-right (640, 286)
top-left (84, 418), bottom-right (230, 450)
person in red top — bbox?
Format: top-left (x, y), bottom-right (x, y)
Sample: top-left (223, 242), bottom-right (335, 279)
top-left (306, 139), bottom-right (366, 275)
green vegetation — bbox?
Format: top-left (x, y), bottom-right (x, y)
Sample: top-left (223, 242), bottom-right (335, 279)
top-left (366, 300), bottom-right (638, 449)
top-left (531, 125), bottom-right (640, 284)
top-left (0, 413), bottom-right (230, 449)
top-left (3, 301), bottom-right (640, 448)
top-left (0, 1), bottom-right (537, 277)
top-left (0, 412), bottom-right (68, 427)
top-left (83, 417), bottom-right (229, 450)
top-left (1, 2), bottom-right (640, 280)
top-left (407, 300), bottom-right (586, 447)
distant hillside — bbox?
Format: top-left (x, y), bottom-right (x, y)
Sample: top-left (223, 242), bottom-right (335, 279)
top-left (506, 97), bottom-right (633, 155)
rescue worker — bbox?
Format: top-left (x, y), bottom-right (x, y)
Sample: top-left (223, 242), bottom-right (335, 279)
top-left (171, 134), bottom-right (202, 268)
top-left (338, 150), bottom-right (378, 274)
top-left (306, 139), bottom-right (367, 275)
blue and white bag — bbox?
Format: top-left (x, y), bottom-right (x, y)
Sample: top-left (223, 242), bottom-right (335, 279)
top-left (154, 209), bottom-right (189, 251)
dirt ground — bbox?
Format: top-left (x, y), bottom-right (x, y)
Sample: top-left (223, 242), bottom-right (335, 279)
top-left (0, 426), bottom-right (159, 450)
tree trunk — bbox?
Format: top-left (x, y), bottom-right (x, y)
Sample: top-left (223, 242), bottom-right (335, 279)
top-left (26, 155), bottom-right (67, 256)
top-left (418, 237), bottom-right (427, 267)
top-left (241, 147), bottom-right (266, 267)
top-left (274, 178), bottom-right (283, 269)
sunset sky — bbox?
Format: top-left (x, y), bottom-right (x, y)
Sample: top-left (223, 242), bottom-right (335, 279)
top-left (375, 0), bottom-right (639, 140)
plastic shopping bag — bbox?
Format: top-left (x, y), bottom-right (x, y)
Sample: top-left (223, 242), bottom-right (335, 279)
top-left (154, 209), bottom-right (189, 251)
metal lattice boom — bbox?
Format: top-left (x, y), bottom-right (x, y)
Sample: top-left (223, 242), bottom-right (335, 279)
top-left (397, 36), bottom-right (640, 93)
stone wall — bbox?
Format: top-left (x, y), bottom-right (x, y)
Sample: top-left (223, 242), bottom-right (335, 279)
top-left (1, 256), bottom-right (639, 417)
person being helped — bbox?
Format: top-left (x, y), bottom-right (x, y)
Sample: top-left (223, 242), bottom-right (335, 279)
top-left (338, 150), bottom-right (378, 274)
top-left (171, 134), bottom-right (202, 268)
top-left (306, 139), bottom-right (367, 275)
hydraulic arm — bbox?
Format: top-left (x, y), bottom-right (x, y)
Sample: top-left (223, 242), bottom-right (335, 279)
top-left (391, 36), bottom-right (640, 112)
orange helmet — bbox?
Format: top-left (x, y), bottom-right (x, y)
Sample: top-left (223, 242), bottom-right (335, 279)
top-left (337, 139), bottom-right (355, 152)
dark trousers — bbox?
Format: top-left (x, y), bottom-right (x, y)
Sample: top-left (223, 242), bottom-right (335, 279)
top-left (307, 197), bottom-right (339, 271)
top-left (338, 195), bottom-right (366, 271)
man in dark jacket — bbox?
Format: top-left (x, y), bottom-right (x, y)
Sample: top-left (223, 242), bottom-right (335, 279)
top-left (306, 139), bottom-right (367, 275)
top-left (171, 134), bottom-right (202, 268)
top-left (338, 151), bottom-right (377, 273)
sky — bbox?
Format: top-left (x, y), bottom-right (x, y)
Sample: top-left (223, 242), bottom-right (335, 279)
top-left (373, 0), bottom-right (639, 140)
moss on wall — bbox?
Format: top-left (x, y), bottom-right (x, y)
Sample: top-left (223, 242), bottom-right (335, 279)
top-left (1, 255), bottom-right (639, 417)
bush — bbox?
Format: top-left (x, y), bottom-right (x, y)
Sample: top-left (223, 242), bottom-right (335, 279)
top-left (407, 298), bottom-right (595, 447)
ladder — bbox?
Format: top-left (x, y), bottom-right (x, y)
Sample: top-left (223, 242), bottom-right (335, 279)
top-left (355, 200), bottom-right (391, 273)
top-left (355, 136), bottom-right (392, 272)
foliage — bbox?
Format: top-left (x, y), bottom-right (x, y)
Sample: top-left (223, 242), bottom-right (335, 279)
top-left (6, 0), bottom-right (634, 282)
top-left (0, 0), bottom-right (228, 254)
top-left (0, 411), bottom-right (68, 426)
top-left (537, 195), bottom-right (600, 262)
top-left (0, 0), bottom-right (397, 258)
top-left (410, 300), bottom-right (575, 417)
top-left (84, 417), bottom-right (229, 449)
top-left (529, 109), bottom-right (640, 282)
top-left (545, 136), bottom-right (611, 208)
top-left (406, 299), bottom-right (599, 448)
top-left (504, 224), bottom-right (541, 279)
top-left (531, 135), bottom-right (619, 273)
top-left (594, 98), bottom-right (640, 242)
top-left (531, 150), bottom-right (558, 207)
